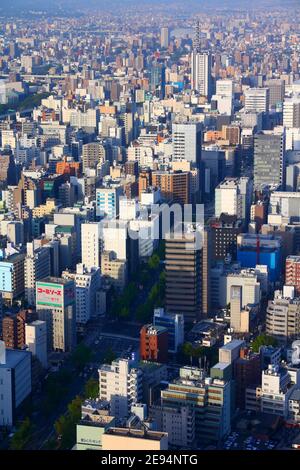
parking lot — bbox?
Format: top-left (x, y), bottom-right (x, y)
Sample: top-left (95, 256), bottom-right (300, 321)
top-left (223, 432), bottom-right (277, 451)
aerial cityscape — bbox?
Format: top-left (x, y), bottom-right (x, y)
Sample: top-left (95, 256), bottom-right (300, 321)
top-left (1, 0), bottom-right (300, 455)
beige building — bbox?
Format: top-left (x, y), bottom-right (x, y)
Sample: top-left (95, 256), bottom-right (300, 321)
top-left (266, 292), bottom-right (300, 343)
top-left (32, 198), bottom-right (57, 218)
top-left (102, 427), bottom-right (168, 450)
top-left (101, 251), bottom-right (128, 293)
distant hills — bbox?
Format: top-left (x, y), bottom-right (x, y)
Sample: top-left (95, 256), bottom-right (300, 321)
top-left (0, 0), bottom-right (298, 15)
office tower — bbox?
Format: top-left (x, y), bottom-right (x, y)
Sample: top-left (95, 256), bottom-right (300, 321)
top-left (150, 404), bottom-right (195, 448)
top-left (152, 170), bottom-right (190, 205)
top-left (96, 186), bottom-right (123, 218)
top-left (0, 252), bottom-right (25, 305)
top-left (201, 226), bottom-right (211, 316)
top-left (98, 358), bottom-right (143, 419)
top-left (140, 324), bottom-right (168, 363)
top-left (153, 308), bottom-right (184, 354)
top-left (165, 226), bottom-right (202, 323)
top-left (2, 309), bottom-right (36, 349)
top-left (191, 51), bottom-right (212, 100)
top-left (214, 79), bottom-right (234, 115)
top-left (161, 366), bottom-right (231, 444)
top-left (244, 87), bottom-right (270, 113)
top-left (229, 285), bottom-right (250, 333)
top-left (7, 221), bottom-right (24, 246)
top-left (209, 214), bottom-right (243, 262)
top-left (237, 233), bottom-right (281, 282)
top-left (150, 62), bottom-right (166, 99)
top-left (82, 143), bottom-right (105, 172)
top-left (201, 147), bottom-right (226, 198)
top-left (102, 219), bottom-right (128, 260)
top-left (265, 79), bottom-right (285, 109)
top-left (25, 320), bottom-right (48, 368)
top-left (266, 293), bottom-right (300, 344)
top-left (160, 27), bottom-right (169, 49)
top-left (253, 130), bottom-right (285, 191)
top-left (36, 277), bottom-right (76, 352)
top-left (0, 342), bottom-right (32, 427)
top-left (0, 152), bottom-right (17, 185)
top-left (215, 177), bottom-right (252, 221)
top-left (218, 339), bottom-right (245, 364)
top-left (286, 256), bottom-right (300, 296)
top-left (283, 95), bottom-right (300, 129)
top-left (172, 122), bottom-right (202, 166)
top-left (81, 222), bottom-right (101, 270)
top-left (102, 428), bottom-right (168, 451)
top-left (234, 348), bottom-right (261, 409)
top-left (62, 264), bottom-right (101, 325)
top-left (25, 242), bottom-right (51, 306)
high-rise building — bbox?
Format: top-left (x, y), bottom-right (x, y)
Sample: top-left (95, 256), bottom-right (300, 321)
top-left (244, 87), bottom-right (270, 113)
top-left (265, 79), bottom-right (285, 109)
top-left (209, 214), bottom-right (243, 262)
top-left (0, 252), bottom-right (26, 305)
top-left (82, 143), bottom-right (105, 172)
top-left (150, 62), bottom-right (166, 99)
top-left (25, 320), bottom-right (48, 368)
top-left (234, 348), bottom-right (261, 410)
top-left (160, 27), bottom-right (169, 49)
top-left (98, 358), bottom-right (143, 419)
top-left (81, 222), bottom-right (101, 270)
top-left (191, 51), bottom-right (212, 100)
top-left (36, 277), bottom-right (76, 352)
top-left (161, 366), bottom-right (231, 444)
top-left (266, 292), bottom-right (300, 344)
top-left (140, 324), bottom-right (168, 363)
top-left (172, 122), bottom-right (202, 166)
top-left (215, 177), bottom-right (252, 221)
top-left (165, 225), bottom-right (202, 323)
top-left (152, 170), bottom-right (190, 205)
top-left (229, 285), bottom-right (250, 333)
top-left (286, 256), bottom-right (300, 296)
top-left (25, 242), bottom-right (51, 306)
top-left (283, 95), bottom-right (300, 128)
top-left (95, 186), bottom-right (123, 218)
top-left (253, 130), bottom-right (286, 191)
top-left (0, 342), bottom-right (32, 427)
top-left (62, 264), bottom-right (101, 325)
top-left (2, 309), bottom-right (36, 349)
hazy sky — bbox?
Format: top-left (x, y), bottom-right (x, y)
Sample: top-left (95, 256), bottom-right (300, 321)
top-left (1, 0), bottom-right (298, 13)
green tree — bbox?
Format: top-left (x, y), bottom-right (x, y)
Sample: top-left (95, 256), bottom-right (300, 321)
top-left (10, 417), bottom-right (32, 450)
top-left (103, 346), bottom-right (116, 364)
top-left (251, 334), bottom-right (278, 353)
top-left (181, 342), bottom-right (194, 358)
top-left (84, 378), bottom-right (99, 399)
top-left (71, 343), bottom-right (92, 370)
top-left (148, 253), bottom-right (160, 270)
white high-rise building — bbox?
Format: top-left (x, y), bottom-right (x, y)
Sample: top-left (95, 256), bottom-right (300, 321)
top-left (283, 95), bottom-right (300, 129)
top-left (102, 220), bottom-right (128, 260)
top-left (98, 358), bottom-right (143, 419)
top-left (214, 79), bottom-right (234, 115)
top-left (260, 364), bottom-right (296, 417)
top-left (119, 197), bottom-right (138, 221)
top-left (244, 87), bottom-right (270, 113)
top-left (63, 263), bottom-right (101, 325)
top-left (191, 51), bottom-right (212, 100)
top-left (25, 320), bottom-right (48, 368)
top-left (172, 122), bottom-right (202, 165)
top-left (81, 222), bottom-right (101, 270)
top-left (24, 242), bottom-right (51, 306)
top-left (160, 27), bottom-right (169, 49)
top-left (215, 177), bottom-right (252, 220)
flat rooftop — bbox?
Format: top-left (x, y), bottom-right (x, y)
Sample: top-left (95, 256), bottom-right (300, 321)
top-left (0, 348), bottom-right (31, 369)
top-left (104, 427), bottom-right (167, 441)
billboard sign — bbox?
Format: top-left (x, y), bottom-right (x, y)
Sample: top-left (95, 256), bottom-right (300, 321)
top-left (36, 281), bottom-right (75, 308)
